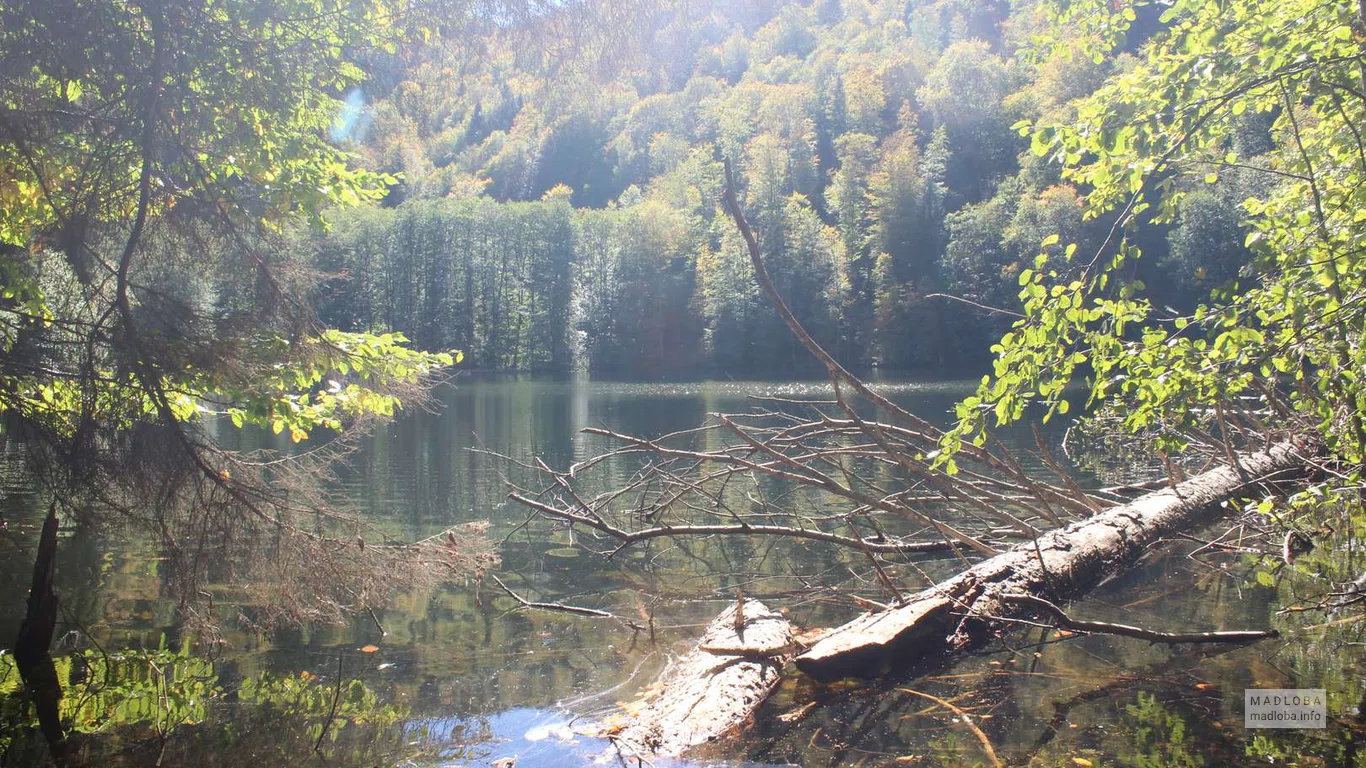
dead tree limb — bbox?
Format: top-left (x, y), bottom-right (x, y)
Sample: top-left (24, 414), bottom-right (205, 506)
top-left (796, 441), bottom-right (1315, 680)
top-left (718, 161), bottom-right (1098, 518)
top-left (999, 593), bottom-right (1278, 644)
top-left (490, 574), bottom-right (642, 627)
top-left (499, 403), bottom-right (1099, 565)
top-left (507, 492), bottom-right (960, 553)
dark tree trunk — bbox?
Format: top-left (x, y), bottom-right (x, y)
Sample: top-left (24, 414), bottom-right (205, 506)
top-left (14, 503), bottom-right (67, 764)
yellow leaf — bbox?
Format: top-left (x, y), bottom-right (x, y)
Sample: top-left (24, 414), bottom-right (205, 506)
top-left (1073, 759), bottom-right (1093, 767)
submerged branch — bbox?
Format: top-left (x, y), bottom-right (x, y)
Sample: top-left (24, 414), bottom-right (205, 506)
top-left (898, 687), bottom-right (1003, 768)
top-left (1000, 594), bottom-right (1279, 645)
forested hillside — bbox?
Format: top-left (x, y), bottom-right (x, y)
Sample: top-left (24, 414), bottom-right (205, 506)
top-left (308, 0), bottom-right (1259, 376)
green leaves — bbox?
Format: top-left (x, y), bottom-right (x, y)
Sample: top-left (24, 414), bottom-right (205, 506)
top-left (0, 0), bottom-right (454, 449)
top-left (206, 330), bottom-right (458, 443)
top-left (0, 643), bottom-right (405, 744)
top-left (946, 0), bottom-right (1366, 466)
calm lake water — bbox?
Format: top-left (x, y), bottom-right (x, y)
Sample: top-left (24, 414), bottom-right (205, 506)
top-left (0, 375), bottom-right (1360, 766)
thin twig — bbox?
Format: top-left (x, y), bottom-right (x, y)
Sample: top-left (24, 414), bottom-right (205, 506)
top-left (922, 292), bottom-right (1025, 318)
top-left (491, 574), bottom-right (636, 624)
top-left (365, 605), bottom-right (387, 636)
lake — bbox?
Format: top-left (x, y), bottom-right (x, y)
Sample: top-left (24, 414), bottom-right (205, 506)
top-left (0, 374), bottom-right (1358, 766)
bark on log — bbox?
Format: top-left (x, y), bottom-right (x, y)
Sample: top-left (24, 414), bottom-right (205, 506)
top-left (796, 441), bottom-right (1313, 681)
top-left (603, 600), bottom-right (793, 759)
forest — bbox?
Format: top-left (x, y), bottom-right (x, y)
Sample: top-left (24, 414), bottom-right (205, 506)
top-left (308, 0), bottom-right (1250, 376)
top-left (4, 0), bottom-right (1366, 765)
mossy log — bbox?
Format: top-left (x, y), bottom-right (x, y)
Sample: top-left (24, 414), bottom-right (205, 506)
top-left (796, 441), bottom-right (1314, 681)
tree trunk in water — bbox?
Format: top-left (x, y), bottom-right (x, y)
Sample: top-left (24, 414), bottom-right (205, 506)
top-left (14, 503), bottom-right (67, 764)
top-left (596, 599), bottom-right (793, 759)
top-left (796, 441), bottom-right (1314, 681)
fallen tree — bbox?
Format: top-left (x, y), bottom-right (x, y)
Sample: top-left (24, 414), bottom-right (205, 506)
top-left (523, 444), bottom-right (1309, 763)
top-left (492, 164), bottom-right (1322, 760)
top-left (796, 439), bottom-right (1314, 680)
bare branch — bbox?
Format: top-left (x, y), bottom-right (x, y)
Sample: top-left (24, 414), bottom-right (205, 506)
top-left (1001, 594), bottom-right (1279, 645)
top-left (507, 492), bottom-right (961, 553)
